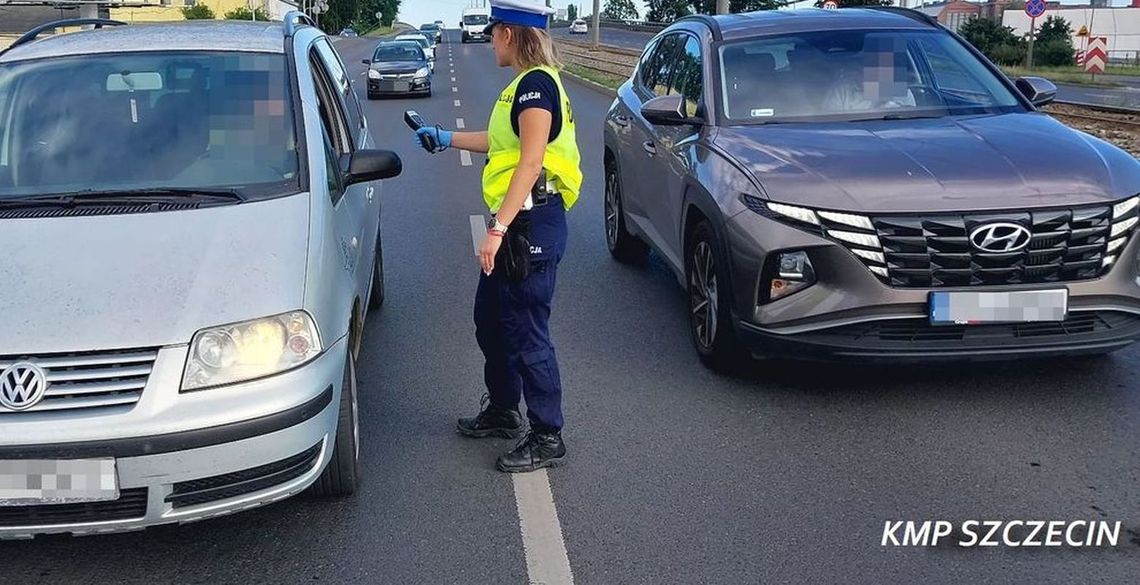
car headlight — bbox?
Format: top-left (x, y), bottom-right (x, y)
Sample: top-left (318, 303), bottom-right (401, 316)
top-left (415, 67), bottom-right (430, 78)
top-left (368, 69), bottom-right (380, 79)
top-left (181, 311), bottom-right (322, 391)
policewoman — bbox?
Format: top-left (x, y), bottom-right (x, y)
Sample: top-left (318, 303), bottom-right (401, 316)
top-left (414, 0), bottom-right (582, 473)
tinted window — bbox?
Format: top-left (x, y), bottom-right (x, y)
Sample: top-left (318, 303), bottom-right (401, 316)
top-left (0, 52), bottom-right (298, 198)
top-left (641, 34), bottom-right (681, 97)
top-left (675, 36), bottom-right (703, 117)
top-left (718, 29), bottom-right (1023, 122)
top-left (374, 43), bottom-right (426, 62)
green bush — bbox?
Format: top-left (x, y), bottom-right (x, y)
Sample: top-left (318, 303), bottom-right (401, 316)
top-left (223, 7), bottom-right (270, 21)
top-left (1035, 39), bottom-right (1076, 67)
top-left (990, 43), bottom-right (1027, 66)
top-left (181, 5), bottom-right (215, 20)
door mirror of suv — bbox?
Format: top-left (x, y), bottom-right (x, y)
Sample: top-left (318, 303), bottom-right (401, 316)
top-left (641, 95), bottom-right (703, 126)
top-left (1015, 76), bottom-right (1057, 107)
top-left (361, 59), bottom-right (371, 65)
top-left (345, 149), bottom-right (402, 185)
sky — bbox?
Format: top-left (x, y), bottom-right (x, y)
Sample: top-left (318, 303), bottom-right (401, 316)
top-left (394, 0), bottom-right (1136, 27)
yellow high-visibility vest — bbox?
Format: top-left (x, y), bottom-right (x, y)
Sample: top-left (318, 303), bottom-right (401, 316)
top-left (482, 66), bottom-right (582, 213)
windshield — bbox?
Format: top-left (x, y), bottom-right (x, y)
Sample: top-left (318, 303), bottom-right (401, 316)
top-left (0, 52), bottom-right (297, 199)
top-left (375, 43), bottom-right (426, 62)
top-left (421, 24), bottom-right (439, 31)
top-left (718, 29), bottom-right (1024, 123)
top-left (463, 14), bottom-right (489, 25)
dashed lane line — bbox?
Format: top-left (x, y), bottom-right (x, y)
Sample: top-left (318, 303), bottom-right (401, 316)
top-left (513, 471), bottom-right (575, 585)
top-left (454, 100), bottom-right (461, 107)
top-left (456, 118), bottom-right (466, 129)
top-left (453, 87), bottom-right (459, 93)
top-left (460, 150), bottom-right (472, 167)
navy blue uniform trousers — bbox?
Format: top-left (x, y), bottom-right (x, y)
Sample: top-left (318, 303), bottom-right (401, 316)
top-left (474, 198), bottom-right (568, 433)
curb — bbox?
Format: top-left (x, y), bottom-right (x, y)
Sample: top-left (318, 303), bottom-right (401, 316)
top-left (560, 68), bottom-right (618, 98)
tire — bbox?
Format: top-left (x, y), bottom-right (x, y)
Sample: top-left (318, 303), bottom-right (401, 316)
top-left (604, 158), bottom-right (648, 263)
top-left (367, 92), bottom-right (377, 101)
top-left (368, 234), bottom-right (385, 311)
top-left (308, 352), bottom-right (360, 497)
top-left (687, 221), bottom-right (749, 373)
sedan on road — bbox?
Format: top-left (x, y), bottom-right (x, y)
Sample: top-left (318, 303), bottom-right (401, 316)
top-left (0, 14), bottom-right (400, 537)
top-left (365, 40), bottom-right (433, 98)
top-left (420, 23), bottom-right (443, 43)
top-left (603, 8), bottom-right (1140, 370)
top-left (570, 19), bottom-right (588, 34)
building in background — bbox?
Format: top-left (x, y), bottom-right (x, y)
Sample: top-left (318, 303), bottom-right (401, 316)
top-left (913, 1), bottom-right (983, 32)
top-left (1003, 5), bottom-right (1140, 59)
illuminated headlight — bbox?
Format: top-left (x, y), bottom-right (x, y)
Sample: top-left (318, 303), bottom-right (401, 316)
top-left (415, 66), bottom-right (430, 78)
top-left (1111, 216), bottom-right (1138, 238)
top-left (367, 69), bottom-right (380, 79)
top-left (767, 202), bottom-right (819, 225)
top-left (1113, 196), bottom-right (1139, 219)
top-left (817, 210), bottom-right (874, 231)
top-left (181, 311), bottom-right (322, 391)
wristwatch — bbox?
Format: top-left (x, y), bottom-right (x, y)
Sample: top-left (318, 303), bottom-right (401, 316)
top-left (487, 217), bottom-right (509, 234)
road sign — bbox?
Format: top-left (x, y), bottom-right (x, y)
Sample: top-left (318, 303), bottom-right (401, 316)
top-left (1085, 36), bottom-right (1108, 74)
top-left (1077, 25), bottom-right (1089, 37)
top-left (1025, 0), bottom-right (1046, 19)
top-left (823, 0), bottom-right (839, 9)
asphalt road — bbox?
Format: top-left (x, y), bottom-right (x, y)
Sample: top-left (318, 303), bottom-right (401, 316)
top-left (550, 24), bottom-right (656, 51)
top-left (3, 29), bottom-right (1140, 584)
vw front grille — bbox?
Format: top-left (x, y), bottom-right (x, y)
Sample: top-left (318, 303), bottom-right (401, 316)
top-left (0, 349), bottom-right (157, 414)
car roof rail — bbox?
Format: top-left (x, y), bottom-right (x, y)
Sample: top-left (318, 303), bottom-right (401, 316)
top-left (859, 6), bottom-right (940, 28)
top-left (284, 10), bottom-right (317, 38)
top-left (0, 18), bottom-right (126, 56)
top-left (674, 14), bottom-right (723, 41)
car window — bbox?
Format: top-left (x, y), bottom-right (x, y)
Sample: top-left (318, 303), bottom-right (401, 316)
top-left (309, 52), bottom-right (351, 205)
top-left (375, 43), bottom-right (426, 62)
top-left (718, 29), bottom-right (1024, 123)
top-left (636, 38), bottom-right (659, 88)
top-left (642, 34), bottom-right (681, 97)
top-left (321, 130), bottom-right (343, 202)
top-left (314, 39), bottom-right (364, 147)
top-left (674, 36), bottom-right (703, 117)
top-left (0, 51), bottom-right (299, 198)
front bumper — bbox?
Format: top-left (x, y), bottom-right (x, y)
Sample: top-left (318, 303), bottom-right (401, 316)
top-left (0, 338), bottom-right (348, 538)
top-left (724, 210), bottom-right (1140, 360)
top-left (367, 77), bottom-right (431, 95)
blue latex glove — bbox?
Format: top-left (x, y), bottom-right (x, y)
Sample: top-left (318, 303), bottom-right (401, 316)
top-left (414, 126), bottom-right (452, 153)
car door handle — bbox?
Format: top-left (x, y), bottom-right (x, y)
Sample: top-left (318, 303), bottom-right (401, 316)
top-left (642, 141), bottom-right (657, 156)
top-left (613, 115), bottom-right (630, 128)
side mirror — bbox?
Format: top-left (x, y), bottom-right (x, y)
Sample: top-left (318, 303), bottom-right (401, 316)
top-left (345, 149), bottom-right (402, 185)
top-left (361, 59), bottom-right (371, 65)
top-left (1015, 76), bottom-right (1057, 107)
top-left (641, 94), bottom-right (703, 126)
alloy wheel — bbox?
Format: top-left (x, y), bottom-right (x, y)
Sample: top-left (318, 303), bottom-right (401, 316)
top-left (690, 241), bottom-right (718, 350)
top-left (605, 169), bottom-right (619, 250)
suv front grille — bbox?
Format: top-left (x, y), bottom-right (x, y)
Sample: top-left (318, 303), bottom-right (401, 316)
top-left (0, 348), bottom-right (158, 414)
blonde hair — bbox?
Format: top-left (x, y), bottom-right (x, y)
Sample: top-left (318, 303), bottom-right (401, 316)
top-left (502, 24), bottom-right (563, 70)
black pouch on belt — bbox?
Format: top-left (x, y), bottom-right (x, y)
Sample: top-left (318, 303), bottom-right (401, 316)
top-left (502, 215), bottom-right (532, 283)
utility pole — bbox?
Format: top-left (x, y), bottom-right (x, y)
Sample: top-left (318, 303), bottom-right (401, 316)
top-left (591, 0), bottom-right (600, 48)
top-left (716, 0), bottom-right (730, 14)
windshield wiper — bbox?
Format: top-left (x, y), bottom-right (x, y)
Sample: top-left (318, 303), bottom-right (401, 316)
top-left (846, 112), bottom-right (946, 122)
top-left (0, 187), bottom-right (245, 208)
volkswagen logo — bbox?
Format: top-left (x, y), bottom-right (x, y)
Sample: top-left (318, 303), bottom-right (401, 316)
top-left (969, 222), bottom-right (1032, 253)
top-left (0, 362), bottom-right (49, 411)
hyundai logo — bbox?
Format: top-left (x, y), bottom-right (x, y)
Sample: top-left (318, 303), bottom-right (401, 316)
top-left (969, 222), bottom-right (1032, 253)
top-left (0, 362), bottom-right (49, 411)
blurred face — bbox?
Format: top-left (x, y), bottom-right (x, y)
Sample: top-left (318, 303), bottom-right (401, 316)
top-left (862, 36), bottom-right (910, 103)
top-left (489, 24), bottom-right (514, 68)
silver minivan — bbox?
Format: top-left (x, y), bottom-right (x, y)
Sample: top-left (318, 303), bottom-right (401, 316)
top-left (0, 14), bottom-right (399, 537)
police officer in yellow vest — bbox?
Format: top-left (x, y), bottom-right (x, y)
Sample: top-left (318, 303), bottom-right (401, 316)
top-left (413, 0), bottom-right (582, 473)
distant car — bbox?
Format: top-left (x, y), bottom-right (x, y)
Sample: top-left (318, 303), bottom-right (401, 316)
top-left (395, 32), bottom-right (435, 70)
top-left (339, 28), bottom-right (357, 37)
top-left (604, 8), bottom-right (1140, 368)
top-left (365, 40), bottom-right (432, 99)
top-left (570, 19), bottom-right (588, 34)
top-left (434, 20), bottom-right (444, 27)
top-left (419, 23), bottom-right (442, 43)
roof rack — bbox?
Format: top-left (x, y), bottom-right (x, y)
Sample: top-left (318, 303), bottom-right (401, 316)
top-left (284, 10), bottom-right (317, 38)
top-left (0, 18), bottom-right (127, 56)
top-left (859, 6), bottom-right (940, 28)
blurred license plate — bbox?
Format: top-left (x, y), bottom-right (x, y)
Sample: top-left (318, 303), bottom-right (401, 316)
top-left (0, 459), bottom-right (118, 506)
top-left (930, 290), bottom-right (1068, 325)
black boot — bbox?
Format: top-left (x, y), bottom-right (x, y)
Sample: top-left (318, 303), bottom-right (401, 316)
top-left (457, 394), bottom-right (525, 439)
top-left (496, 430), bottom-right (566, 473)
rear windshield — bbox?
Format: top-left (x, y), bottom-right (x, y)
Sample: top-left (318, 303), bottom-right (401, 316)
top-left (421, 24), bottom-right (439, 31)
top-left (463, 15), bottom-right (489, 25)
top-left (718, 29), bottom-right (1024, 123)
top-left (400, 36), bottom-right (430, 48)
top-left (0, 51), bottom-right (298, 199)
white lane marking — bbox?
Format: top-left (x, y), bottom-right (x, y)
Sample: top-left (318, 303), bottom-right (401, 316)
top-left (456, 118), bottom-right (466, 129)
top-left (469, 215), bottom-right (486, 256)
top-left (513, 470), bottom-right (575, 585)
top-left (460, 149), bottom-right (472, 167)
top-left (452, 87), bottom-right (458, 93)
top-left (451, 77), bottom-right (457, 82)
top-left (454, 100), bottom-right (461, 107)
top-left (450, 69), bottom-right (455, 74)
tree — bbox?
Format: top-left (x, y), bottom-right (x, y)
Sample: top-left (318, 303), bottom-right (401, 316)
top-left (1036, 15), bottom-right (1073, 45)
top-left (958, 17), bottom-right (1027, 66)
top-left (223, 6), bottom-right (269, 20)
top-left (181, 4), bottom-right (215, 19)
top-left (692, 0), bottom-right (781, 13)
top-left (647, 0), bottom-right (691, 22)
top-left (603, 0), bottom-right (640, 20)
top-left (568, 4), bottom-right (577, 21)
top-left (812, 0), bottom-right (891, 6)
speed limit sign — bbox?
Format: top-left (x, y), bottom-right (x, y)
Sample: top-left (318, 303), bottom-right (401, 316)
top-left (823, 0), bottom-right (839, 8)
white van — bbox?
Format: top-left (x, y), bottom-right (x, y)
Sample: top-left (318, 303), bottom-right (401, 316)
top-left (461, 7), bottom-right (490, 43)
